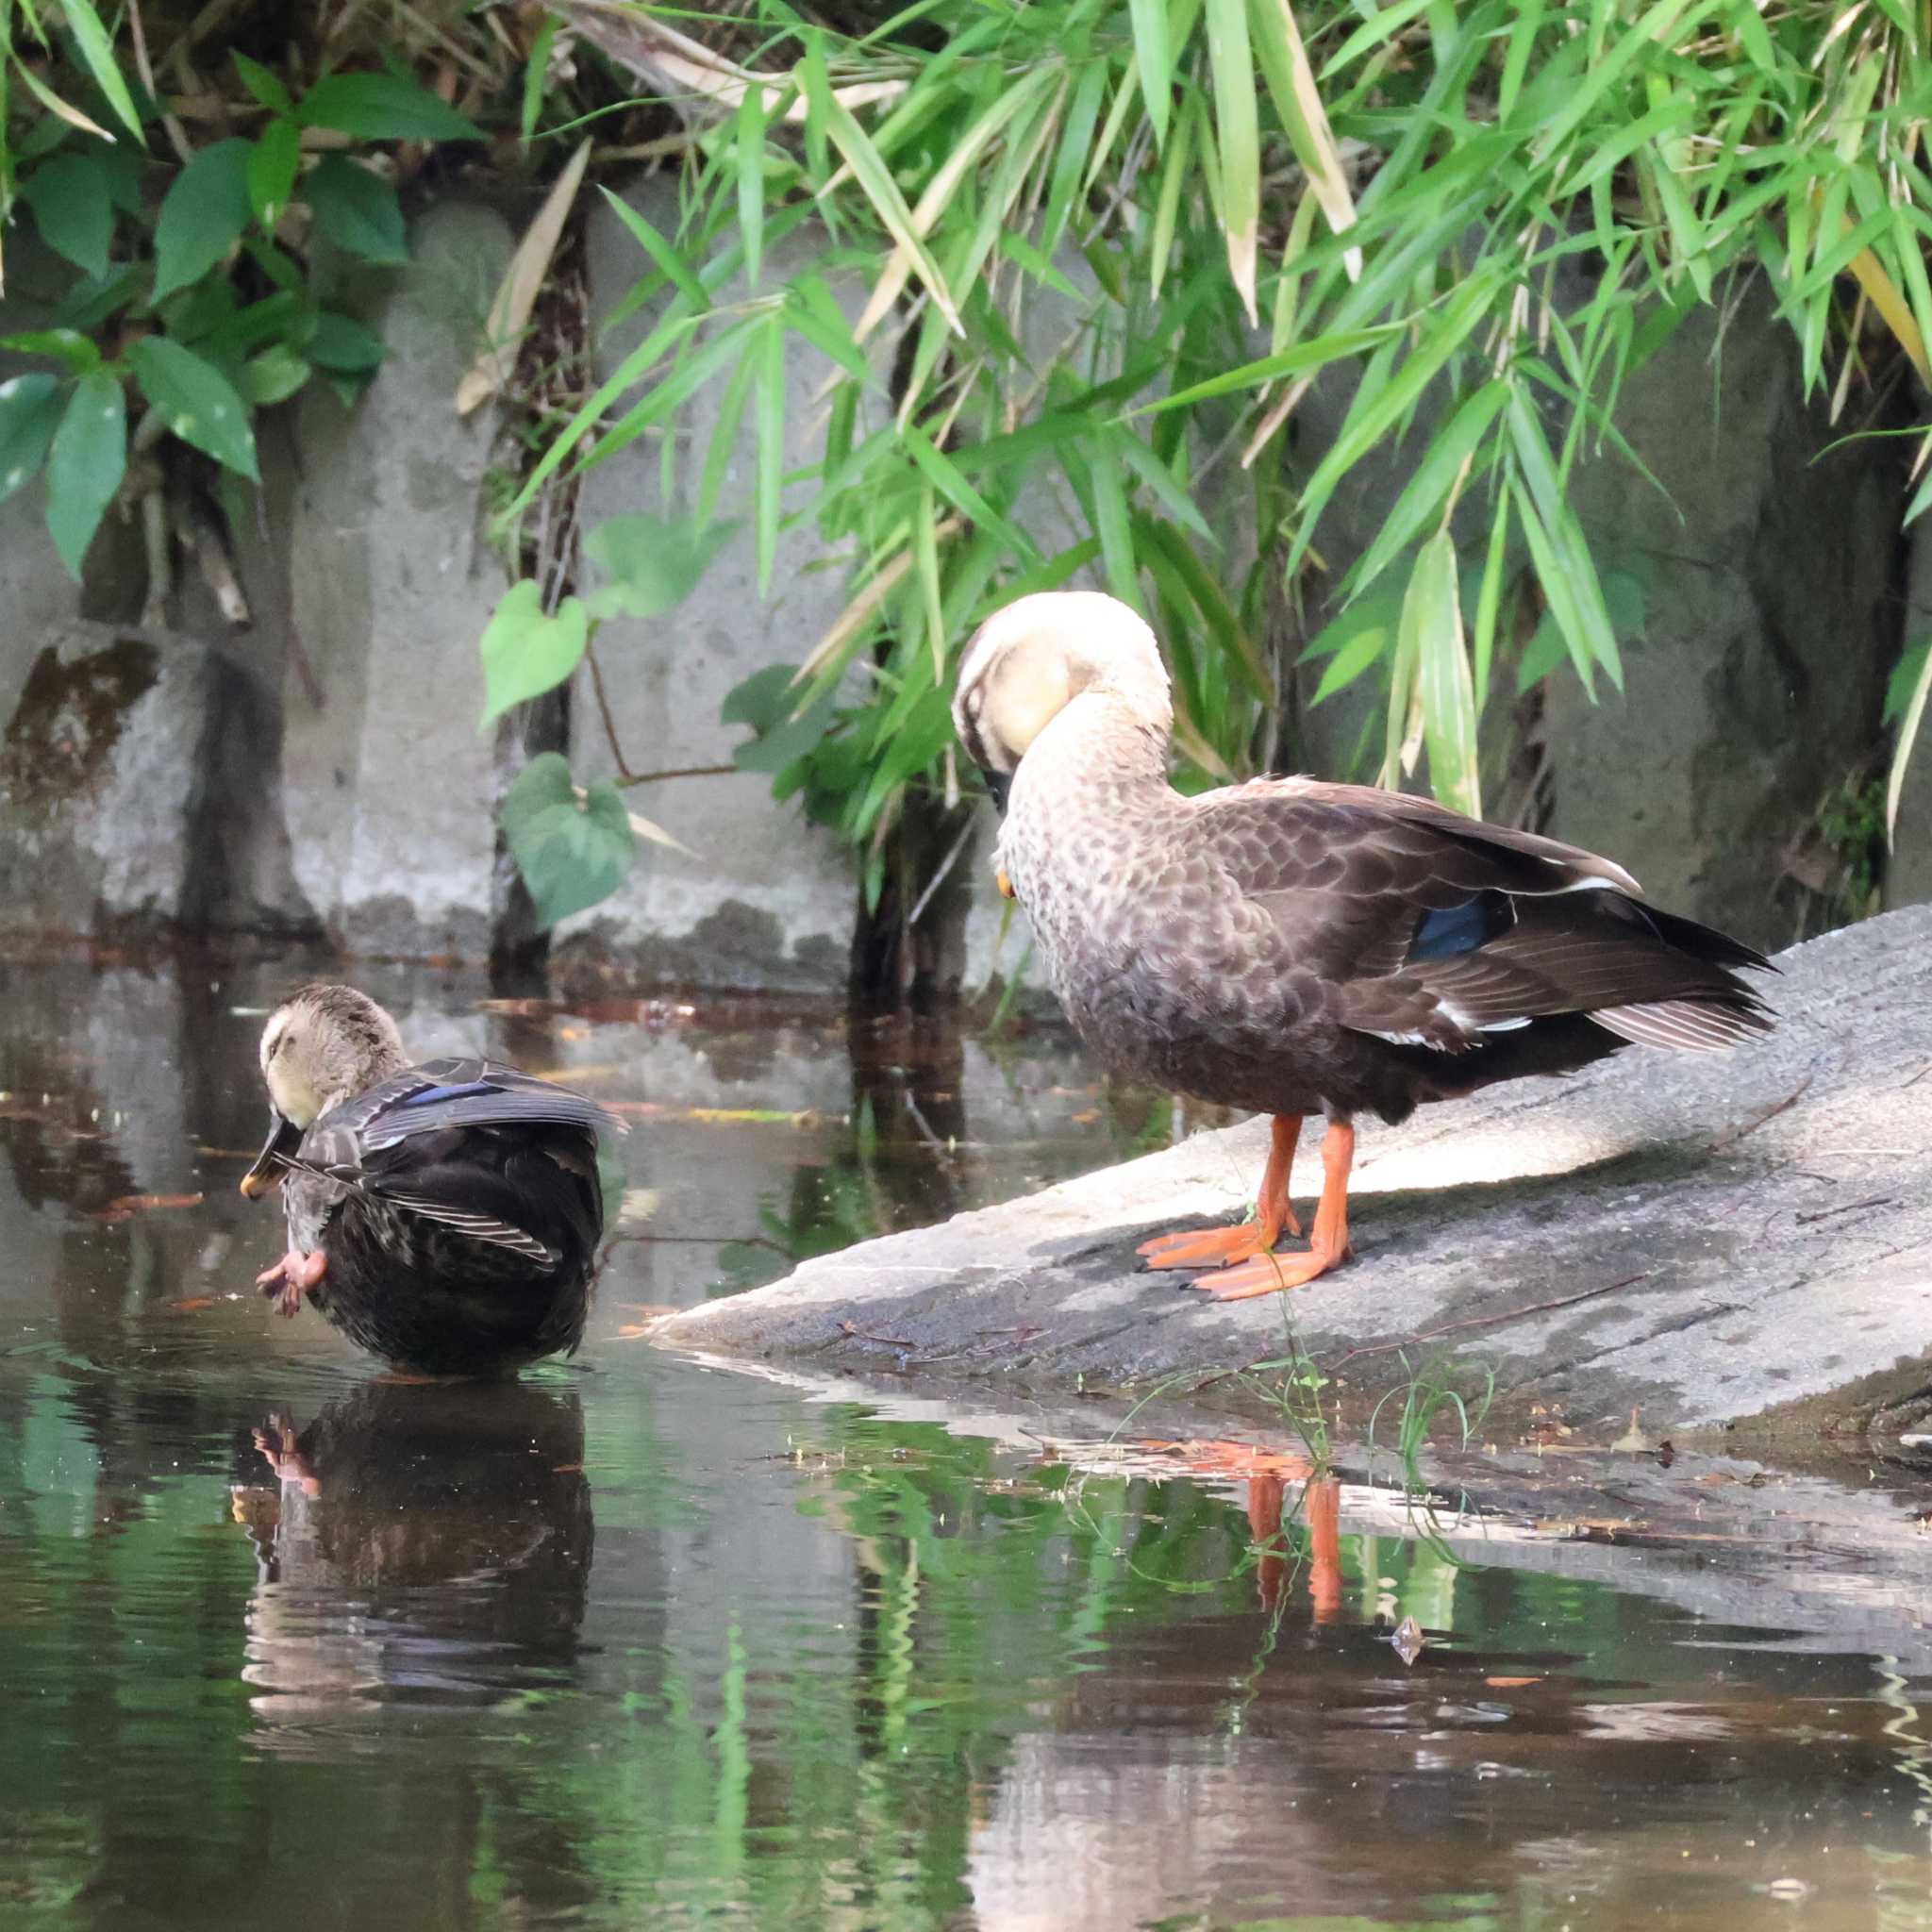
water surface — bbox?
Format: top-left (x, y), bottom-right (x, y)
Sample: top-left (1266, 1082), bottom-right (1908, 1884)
top-left (5, 956), bottom-right (1932, 1930)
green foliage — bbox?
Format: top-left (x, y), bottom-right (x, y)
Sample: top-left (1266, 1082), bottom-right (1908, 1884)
top-left (0, 25), bottom-right (480, 581)
top-left (301, 154), bottom-right (408, 264)
top-left (483, 512), bottom-right (734, 915)
top-left (1368, 1353), bottom-right (1497, 1496)
top-left (479, 581), bottom-right (591, 728)
top-left (499, 752), bottom-right (635, 930)
top-left (43, 367), bottom-right (122, 575)
top-left (491, 0), bottom-right (1932, 933)
top-left (126, 337), bottom-right (258, 479)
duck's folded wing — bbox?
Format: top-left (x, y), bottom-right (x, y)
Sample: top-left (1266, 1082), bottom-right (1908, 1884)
top-left (341, 1058), bottom-right (626, 1151)
top-left (1332, 895), bottom-right (1774, 1051)
top-left (1195, 779), bottom-right (1772, 1049)
top-left (273, 1139), bottom-right (564, 1261)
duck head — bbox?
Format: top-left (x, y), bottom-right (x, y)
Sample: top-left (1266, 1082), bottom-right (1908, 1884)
top-left (952, 591), bottom-right (1174, 808)
top-left (239, 984), bottom-right (408, 1198)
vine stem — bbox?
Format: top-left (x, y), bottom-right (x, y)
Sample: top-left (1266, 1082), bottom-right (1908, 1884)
top-left (584, 640), bottom-right (635, 780)
top-left (613, 764), bottom-right (739, 787)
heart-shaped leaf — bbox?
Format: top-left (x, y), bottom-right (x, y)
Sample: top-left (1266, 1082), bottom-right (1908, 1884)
top-left (499, 753), bottom-right (635, 929)
top-left (478, 580), bottom-right (590, 726)
top-left (581, 511), bottom-right (737, 621)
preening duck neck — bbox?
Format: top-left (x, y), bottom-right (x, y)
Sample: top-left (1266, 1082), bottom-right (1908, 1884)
top-left (1020, 688), bottom-right (1174, 805)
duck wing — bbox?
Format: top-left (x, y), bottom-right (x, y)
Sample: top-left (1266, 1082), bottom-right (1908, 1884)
top-left (294, 1058), bottom-right (619, 1260)
top-left (1196, 777), bottom-right (1773, 1052)
top-left (312, 1058), bottom-right (625, 1159)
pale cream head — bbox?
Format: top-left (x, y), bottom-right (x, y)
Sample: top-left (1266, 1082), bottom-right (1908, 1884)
top-left (258, 983), bottom-right (408, 1128)
top-left (953, 591), bottom-right (1174, 781)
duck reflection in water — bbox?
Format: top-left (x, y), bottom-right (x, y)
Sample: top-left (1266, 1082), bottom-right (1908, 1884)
top-left (228, 1380), bottom-right (594, 1748)
top-left (1147, 1439), bottom-right (1343, 1622)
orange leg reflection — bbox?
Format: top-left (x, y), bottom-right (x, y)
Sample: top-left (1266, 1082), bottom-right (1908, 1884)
top-left (1249, 1470), bottom-right (1342, 1621)
top-left (1145, 1437), bottom-right (1342, 1620)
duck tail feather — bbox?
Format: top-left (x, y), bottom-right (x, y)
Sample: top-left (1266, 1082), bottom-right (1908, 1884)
top-left (1589, 997), bottom-right (1775, 1052)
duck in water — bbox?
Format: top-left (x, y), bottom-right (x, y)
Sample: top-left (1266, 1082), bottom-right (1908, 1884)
top-left (240, 984), bottom-right (622, 1374)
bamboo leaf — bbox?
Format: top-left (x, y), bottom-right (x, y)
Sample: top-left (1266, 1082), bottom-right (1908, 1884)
top-left (1346, 378), bottom-right (1507, 596)
top-left (755, 315), bottom-right (785, 594)
top-left (1148, 88), bottom-right (1195, 298)
top-left (1205, 0), bottom-right (1260, 325)
top-left (597, 186), bottom-right (711, 313)
top-left (1471, 496), bottom-right (1510, 714)
top-left (914, 483), bottom-right (944, 680)
top-left (901, 422), bottom-right (1038, 563)
top-left (819, 83), bottom-right (961, 335)
top-left (1129, 0), bottom-right (1174, 147)
top-left (1045, 58), bottom-right (1108, 253)
top-left (1289, 273), bottom-right (1505, 575)
top-left (1309, 618), bottom-right (1390, 706)
top-left (13, 55), bottom-right (114, 141)
top-left (738, 82), bottom-right (767, 287)
top-left (851, 69), bottom-right (1048, 341)
top-left (1088, 437), bottom-right (1140, 608)
top-left (456, 138), bottom-right (591, 416)
top-left (522, 12), bottom-right (558, 142)
top-left (1409, 529), bottom-right (1480, 817)
top-left (1248, 0), bottom-right (1358, 275)
top-left (1134, 323), bottom-right (1398, 414)
top-left (58, 0), bottom-right (143, 142)
top-left (1888, 634), bottom-right (1932, 844)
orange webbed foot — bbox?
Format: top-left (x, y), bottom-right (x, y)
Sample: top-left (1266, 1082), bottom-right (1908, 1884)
top-left (1138, 1216), bottom-right (1300, 1272)
top-left (1139, 1113), bottom-right (1305, 1272)
top-left (1183, 1118), bottom-right (1357, 1302)
top-left (1188, 1238), bottom-right (1352, 1301)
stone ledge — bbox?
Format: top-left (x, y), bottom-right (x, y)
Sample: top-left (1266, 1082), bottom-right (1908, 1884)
top-left (656, 905), bottom-right (1932, 1437)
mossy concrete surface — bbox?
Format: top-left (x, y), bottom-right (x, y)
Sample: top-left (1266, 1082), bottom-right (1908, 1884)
top-left (658, 906), bottom-right (1932, 1441)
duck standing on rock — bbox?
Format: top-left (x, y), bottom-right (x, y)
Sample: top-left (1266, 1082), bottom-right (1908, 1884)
top-left (952, 591), bottom-right (1774, 1301)
top-left (239, 984), bottom-right (622, 1374)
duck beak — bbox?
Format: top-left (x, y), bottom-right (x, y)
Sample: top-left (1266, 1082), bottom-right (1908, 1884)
top-left (240, 1109), bottom-right (302, 1199)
